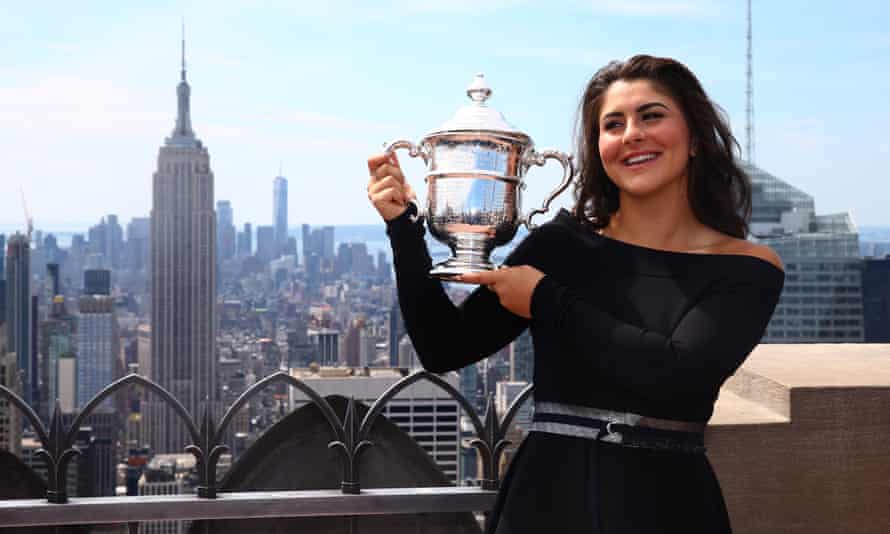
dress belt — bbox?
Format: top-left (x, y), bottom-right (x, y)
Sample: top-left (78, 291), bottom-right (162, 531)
top-left (529, 401), bottom-right (707, 454)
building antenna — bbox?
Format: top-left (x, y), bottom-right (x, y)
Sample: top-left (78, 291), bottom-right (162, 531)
top-left (181, 18), bottom-right (187, 81)
top-left (745, 0), bottom-right (755, 164)
top-left (19, 187), bottom-right (33, 242)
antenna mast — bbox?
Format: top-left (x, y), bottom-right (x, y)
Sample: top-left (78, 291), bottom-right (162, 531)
top-left (19, 188), bottom-right (33, 242)
top-left (745, 0), bottom-right (755, 164)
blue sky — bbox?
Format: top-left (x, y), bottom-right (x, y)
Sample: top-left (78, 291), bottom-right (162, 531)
top-left (0, 0), bottom-right (888, 231)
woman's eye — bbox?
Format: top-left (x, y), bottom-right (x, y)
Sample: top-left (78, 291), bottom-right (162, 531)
top-left (602, 120), bottom-right (622, 131)
top-left (642, 112), bottom-right (663, 121)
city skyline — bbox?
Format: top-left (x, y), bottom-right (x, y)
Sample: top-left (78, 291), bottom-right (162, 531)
top-left (0, 1), bottom-right (889, 229)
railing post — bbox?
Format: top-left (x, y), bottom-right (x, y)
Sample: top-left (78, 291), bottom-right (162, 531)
top-left (329, 397), bottom-right (373, 494)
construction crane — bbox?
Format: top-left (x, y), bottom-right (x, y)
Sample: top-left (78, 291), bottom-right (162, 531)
top-left (20, 187), bottom-right (33, 242)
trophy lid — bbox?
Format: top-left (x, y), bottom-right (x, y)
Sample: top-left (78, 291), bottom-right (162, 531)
top-left (426, 74), bottom-right (528, 139)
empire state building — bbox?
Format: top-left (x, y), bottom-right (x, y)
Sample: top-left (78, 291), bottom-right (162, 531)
top-left (148, 36), bottom-right (217, 453)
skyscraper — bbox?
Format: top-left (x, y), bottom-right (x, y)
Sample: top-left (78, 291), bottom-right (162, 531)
top-left (273, 176), bottom-right (288, 256)
top-left (255, 225), bottom-right (276, 264)
top-left (237, 222), bottom-right (252, 257)
top-left (39, 295), bottom-right (76, 421)
top-left (125, 217), bottom-right (151, 272)
top-left (77, 293), bottom-right (117, 411)
top-left (746, 164), bottom-right (865, 343)
top-left (149, 36), bottom-right (217, 452)
top-left (0, 233), bottom-right (6, 279)
top-left (216, 200), bottom-right (235, 261)
top-left (0, 233), bottom-right (5, 325)
top-left (6, 233), bottom-right (34, 406)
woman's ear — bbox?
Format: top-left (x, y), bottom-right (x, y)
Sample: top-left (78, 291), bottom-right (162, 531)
top-left (689, 139), bottom-right (698, 157)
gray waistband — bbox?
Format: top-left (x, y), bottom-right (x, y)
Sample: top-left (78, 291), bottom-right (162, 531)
top-left (532, 401), bottom-right (706, 434)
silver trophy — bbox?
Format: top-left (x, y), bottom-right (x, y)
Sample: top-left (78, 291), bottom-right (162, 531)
top-left (385, 73), bottom-right (574, 280)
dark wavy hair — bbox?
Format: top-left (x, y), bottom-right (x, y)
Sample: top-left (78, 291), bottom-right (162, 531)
top-left (573, 55), bottom-right (751, 238)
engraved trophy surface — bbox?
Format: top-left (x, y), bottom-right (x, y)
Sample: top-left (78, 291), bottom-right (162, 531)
top-left (385, 74), bottom-right (574, 281)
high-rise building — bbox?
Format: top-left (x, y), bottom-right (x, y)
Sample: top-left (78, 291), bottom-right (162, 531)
top-left (77, 294), bottom-right (118, 411)
top-left (273, 176), bottom-right (288, 256)
top-left (87, 215), bottom-right (123, 269)
top-left (126, 217), bottom-right (151, 272)
top-left (39, 296), bottom-right (76, 421)
top-left (288, 368), bottom-right (462, 483)
top-left (388, 303), bottom-right (404, 367)
top-left (301, 224), bottom-right (310, 260)
top-left (322, 226), bottom-right (335, 261)
top-left (237, 222), bottom-right (252, 257)
top-left (216, 200), bottom-right (236, 261)
top-left (149, 37), bottom-right (217, 452)
top-left (106, 215), bottom-right (124, 269)
top-left (863, 258), bottom-right (890, 342)
top-left (84, 269), bottom-right (111, 296)
top-left (511, 328), bottom-right (534, 383)
top-left (307, 328), bottom-right (339, 365)
top-left (138, 453), bottom-right (194, 534)
top-left (746, 164), bottom-right (865, 343)
top-left (6, 233), bottom-right (34, 406)
top-left (74, 427), bottom-right (116, 497)
top-left (377, 250), bottom-right (391, 283)
top-left (255, 225), bottom-right (276, 263)
top-left (0, 328), bottom-right (22, 455)
top-left (0, 233), bottom-right (5, 279)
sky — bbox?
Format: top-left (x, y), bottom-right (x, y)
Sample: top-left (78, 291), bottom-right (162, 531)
top-left (0, 0), bottom-right (888, 233)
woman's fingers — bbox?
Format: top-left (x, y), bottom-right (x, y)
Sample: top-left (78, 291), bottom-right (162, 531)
top-left (367, 151), bottom-right (411, 222)
top-left (369, 176), bottom-right (408, 201)
top-left (459, 270), bottom-right (504, 286)
top-left (367, 153), bottom-right (388, 175)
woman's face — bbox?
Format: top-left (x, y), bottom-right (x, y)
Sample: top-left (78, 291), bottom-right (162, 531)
top-left (597, 79), bottom-right (692, 199)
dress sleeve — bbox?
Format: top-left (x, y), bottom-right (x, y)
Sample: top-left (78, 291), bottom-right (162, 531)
top-left (529, 262), bottom-right (784, 402)
top-left (386, 205), bottom-right (535, 373)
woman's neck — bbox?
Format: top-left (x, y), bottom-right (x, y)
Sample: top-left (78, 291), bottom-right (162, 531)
top-left (604, 188), bottom-right (710, 252)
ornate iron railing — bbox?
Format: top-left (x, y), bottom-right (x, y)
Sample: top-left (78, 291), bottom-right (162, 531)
top-left (0, 369), bottom-right (533, 517)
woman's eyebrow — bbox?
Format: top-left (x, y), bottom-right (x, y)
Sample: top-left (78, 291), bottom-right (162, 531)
top-left (601, 101), bottom-right (670, 121)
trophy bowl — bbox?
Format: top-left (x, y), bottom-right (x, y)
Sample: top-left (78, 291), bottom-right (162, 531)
top-left (385, 74), bottom-right (574, 281)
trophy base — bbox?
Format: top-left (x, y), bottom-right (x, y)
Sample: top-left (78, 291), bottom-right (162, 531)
top-left (429, 258), bottom-right (497, 282)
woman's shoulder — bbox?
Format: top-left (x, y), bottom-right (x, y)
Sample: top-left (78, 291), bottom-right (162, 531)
top-left (711, 236), bottom-right (784, 273)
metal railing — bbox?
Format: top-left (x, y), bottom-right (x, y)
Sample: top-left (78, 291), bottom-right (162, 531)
top-left (0, 487), bottom-right (498, 531)
top-left (0, 369), bottom-right (533, 530)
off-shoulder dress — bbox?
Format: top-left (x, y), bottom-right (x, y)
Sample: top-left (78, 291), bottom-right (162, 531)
top-left (386, 206), bottom-right (784, 534)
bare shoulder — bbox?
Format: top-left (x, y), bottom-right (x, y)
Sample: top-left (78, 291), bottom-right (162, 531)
top-left (724, 239), bottom-right (784, 271)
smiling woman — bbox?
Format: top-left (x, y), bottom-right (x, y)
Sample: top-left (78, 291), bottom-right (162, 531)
top-left (575, 56), bottom-right (752, 244)
top-left (369, 54), bottom-right (784, 534)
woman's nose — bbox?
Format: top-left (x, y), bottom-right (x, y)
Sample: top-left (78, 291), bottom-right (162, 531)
top-left (622, 119), bottom-right (645, 144)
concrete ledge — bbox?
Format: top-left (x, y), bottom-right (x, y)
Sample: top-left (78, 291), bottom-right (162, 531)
top-left (707, 344), bottom-right (890, 534)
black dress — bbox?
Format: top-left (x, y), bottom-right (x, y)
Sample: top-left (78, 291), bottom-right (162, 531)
top-left (386, 207), bottom-right (784, 534)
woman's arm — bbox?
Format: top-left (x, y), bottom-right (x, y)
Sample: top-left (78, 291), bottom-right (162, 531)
top-left (530, 263), bottom-right (784, 402)
top-left (387, 205), bottom-right (533, 373)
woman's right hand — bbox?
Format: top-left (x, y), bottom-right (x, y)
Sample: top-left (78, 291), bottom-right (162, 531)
top-left (367, 152), bottom-right (416, 222)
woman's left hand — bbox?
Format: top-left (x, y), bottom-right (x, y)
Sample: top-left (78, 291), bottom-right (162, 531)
top-left (459, 266), bottom-right (546, 319)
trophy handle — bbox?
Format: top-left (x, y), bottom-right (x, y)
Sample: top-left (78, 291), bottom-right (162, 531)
top-left (383, 139), bottom-right (431, 218)
top-left (521, 149), bottom-right (575, 230)
top-left (383, 139), bottom-right (431, 164)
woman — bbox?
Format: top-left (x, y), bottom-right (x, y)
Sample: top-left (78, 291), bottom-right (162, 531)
top-left (367, 55), bottom-right (784, 533)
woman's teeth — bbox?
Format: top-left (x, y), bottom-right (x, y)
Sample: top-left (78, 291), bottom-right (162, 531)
top-left (625, 154), bottom-right (657, 165)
